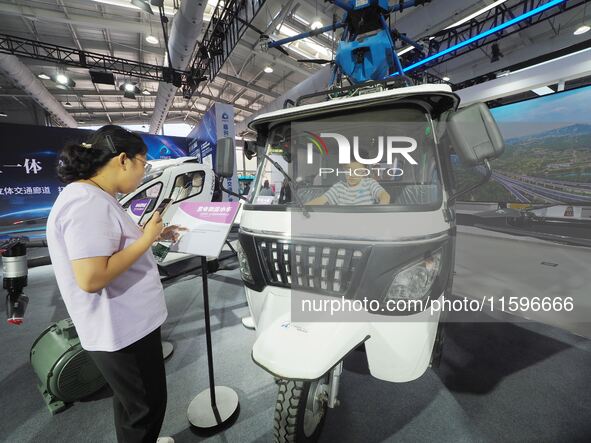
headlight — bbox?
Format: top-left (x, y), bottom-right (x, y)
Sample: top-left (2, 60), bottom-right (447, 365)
top-left (236, 241), bottom-right (254, 284)
top-left (384, 250), bottom-right (442, 301)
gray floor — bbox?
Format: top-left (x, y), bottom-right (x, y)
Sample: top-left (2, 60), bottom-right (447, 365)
top-left (2, 259), bottom-right (591, 442)
top-left (455, 225), bottom-right (591, 339)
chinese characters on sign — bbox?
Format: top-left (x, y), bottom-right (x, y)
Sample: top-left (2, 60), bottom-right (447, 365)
top-left (24, 158), bottom-right (42, 174)
top-left (0, 186), bottom-right (64, 196)
top-left (195, 206), bottom-right (233, 212)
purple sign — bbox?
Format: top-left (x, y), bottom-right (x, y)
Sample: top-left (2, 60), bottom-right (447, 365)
top-left (130, 198), bottom-right (153, 217)
top-left (178, 202), bottom-right (239, 225)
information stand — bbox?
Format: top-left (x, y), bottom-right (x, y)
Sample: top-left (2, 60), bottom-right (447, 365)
top-left (170, 201), bottom-right (240, 429)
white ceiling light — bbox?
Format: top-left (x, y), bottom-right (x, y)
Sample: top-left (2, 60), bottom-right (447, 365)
top-left (311, 20), bottom-right (323, 30)
top-left (145, 35), bottom-right (159, 44)
top-left (124, 82), bottom-right (136, 92)
top-left (264, 65), bottom-right (274, 73)
top-left (0, 112), bottom-right (7, 118)
top-left (38, 73), bottom-right (50, 80)
top-left (141, 89), bottom-right (151, 95)
top-left (574, 25), bottom-right (590, 35)
top-left (532, 86), bottom-right (555, 96)
top-left (445, 0), bottom-right (509, 29)
top-left (56, 73), bottom-right (69, 85)
top-left (442, 76), bottom-right (450, 82)
top-left (397, 46), bottom-right (414, 56)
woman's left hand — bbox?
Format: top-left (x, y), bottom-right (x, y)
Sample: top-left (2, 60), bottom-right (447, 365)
top-left (158, 225), bottom-right (187, 243)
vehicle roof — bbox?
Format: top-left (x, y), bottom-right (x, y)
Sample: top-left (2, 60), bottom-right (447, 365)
top-left (147, 156), bottom-right (202, 168)
top-left (249, 83), bottom-right (459, 130)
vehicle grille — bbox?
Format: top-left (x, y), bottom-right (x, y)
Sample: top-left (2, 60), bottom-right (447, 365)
top-left (254, 238), bottom-right (368, 296)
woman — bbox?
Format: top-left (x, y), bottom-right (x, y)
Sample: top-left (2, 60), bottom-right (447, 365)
top-left (47, 125), bottom-right (178, 443)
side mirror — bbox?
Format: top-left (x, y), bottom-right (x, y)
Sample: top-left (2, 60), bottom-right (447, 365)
top-left (447, 103), bottom-right (505, 166)
top-left (244, 140), bottom-right (257, 160)
top-left (215, 137), bottom-right (235, 178)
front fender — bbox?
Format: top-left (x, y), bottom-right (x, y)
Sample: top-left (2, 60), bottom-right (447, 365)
top-left (252, 317), bottom-right (369, 380)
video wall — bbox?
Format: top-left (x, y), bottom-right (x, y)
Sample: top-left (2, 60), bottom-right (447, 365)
top-left (0, 123), bottom-right (189, 233)
top-left (456, 84), bottom-right (591, 204)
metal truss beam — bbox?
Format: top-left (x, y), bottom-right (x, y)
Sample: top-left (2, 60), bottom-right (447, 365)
top-left (185, 0), bottom-right (268, 98)
top-left (400, 0), bottom-right (589, 72)
top-left (0, 33), bottom-right (190, 86)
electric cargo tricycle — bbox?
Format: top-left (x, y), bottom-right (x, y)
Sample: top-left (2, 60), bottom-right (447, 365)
top-left (229, 83), bottom-right (505, 442)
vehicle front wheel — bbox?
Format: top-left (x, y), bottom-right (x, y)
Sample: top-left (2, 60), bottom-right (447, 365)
top-left (273, 377), bottom-right (329, 442)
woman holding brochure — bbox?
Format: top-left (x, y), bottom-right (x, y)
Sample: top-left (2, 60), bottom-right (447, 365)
top-left (47, 125), bottom-right (181, 443)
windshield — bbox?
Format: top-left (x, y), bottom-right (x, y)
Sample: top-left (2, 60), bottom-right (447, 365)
top-left (251, 106), bottom-right (443, 211)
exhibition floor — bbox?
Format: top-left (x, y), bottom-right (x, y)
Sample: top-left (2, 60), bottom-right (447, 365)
top-left (2, 260), bottom-right (591, 442)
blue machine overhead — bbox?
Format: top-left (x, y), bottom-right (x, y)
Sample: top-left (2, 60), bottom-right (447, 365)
top-left (335, 29), bottom-right (392, 83)
top-left (266, 0), bottom-right (431, 86)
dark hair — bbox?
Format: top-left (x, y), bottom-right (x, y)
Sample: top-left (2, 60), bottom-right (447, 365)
top-left (57, 125), bottom-right (147, 183)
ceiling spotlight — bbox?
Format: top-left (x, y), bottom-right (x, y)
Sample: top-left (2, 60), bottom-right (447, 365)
top-left (141, 89), bottom-right (151, 95)
top-left (141, 111), bottom-right (149, 116)
top-left (130, 0), bottom-right (154, 14)
top-left (56, 73), bottom-right (69, 84)
top-left (64, 101), bottom-right (72, 107)
top-left (145, 35), bottom-right (159, 44)
top-left (78, 120), bottom-right (85, 124)
top-left (52, 73), bottom-right (76, 88)
top-left (119, 82), bottom-right (139, 99)
top-left (442, 76), bottom-right (450, 82)
top-left (311, 20), bottom-right (323, 30)
top-left (574, 25), bottom-right (590, 35)
top-left (264, 65), bottom-right (274, 73)
top-left (0, 112), bottom-right (7, 118)
top-left (38, 73), bottom-right (50, 80)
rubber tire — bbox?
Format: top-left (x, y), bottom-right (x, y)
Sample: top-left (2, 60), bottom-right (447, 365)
top-left (273, 379), bottom-right (327, 443)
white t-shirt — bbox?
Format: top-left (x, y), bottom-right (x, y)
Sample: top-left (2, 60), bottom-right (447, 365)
top-left (46, 182), bottom-right (167, 351)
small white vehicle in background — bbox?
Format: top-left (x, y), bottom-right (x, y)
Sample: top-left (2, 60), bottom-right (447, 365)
top-left (118, 157), bottom-right (219, 226)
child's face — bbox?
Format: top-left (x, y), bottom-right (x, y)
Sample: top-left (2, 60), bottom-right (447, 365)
top-left (346, 161), bottom-right (364, 186)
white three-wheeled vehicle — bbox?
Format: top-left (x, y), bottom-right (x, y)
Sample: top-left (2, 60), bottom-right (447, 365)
top-left (228, 83), bottom-right (505, 441)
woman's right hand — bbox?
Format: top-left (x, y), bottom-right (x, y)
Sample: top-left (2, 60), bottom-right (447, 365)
top-left (143, 211), bottom-right (164, 244)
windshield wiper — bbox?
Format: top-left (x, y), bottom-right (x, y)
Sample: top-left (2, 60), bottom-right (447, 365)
top-left (261, 153), bottom-right (310, 218)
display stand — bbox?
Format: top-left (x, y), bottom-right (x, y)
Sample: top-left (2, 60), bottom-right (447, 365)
top-left (241, 316), bottom-right (255, 330)
top-left (187, 256), bottom-right (239, 428)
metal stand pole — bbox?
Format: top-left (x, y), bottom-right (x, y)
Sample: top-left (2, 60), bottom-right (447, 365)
top-left (187, 256), bottom-right (239, 429)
